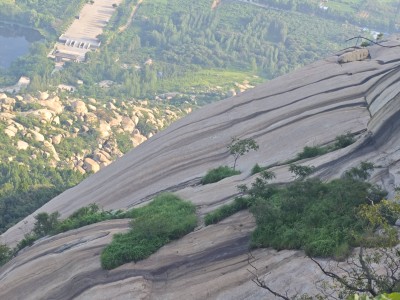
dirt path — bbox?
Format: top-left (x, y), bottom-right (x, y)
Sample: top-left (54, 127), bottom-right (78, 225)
top-left (118, 0), bottom-right (143, 33)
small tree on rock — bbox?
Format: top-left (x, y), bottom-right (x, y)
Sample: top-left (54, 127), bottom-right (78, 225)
top-left (228, 137), bottom-right (259, 171)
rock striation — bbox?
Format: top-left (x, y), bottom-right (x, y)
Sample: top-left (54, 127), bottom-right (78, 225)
top-left (3, 40), bottom-right (400, 299)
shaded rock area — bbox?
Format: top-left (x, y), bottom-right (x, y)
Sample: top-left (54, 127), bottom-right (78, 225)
top-left (3, 40), bottom-right (400, 299)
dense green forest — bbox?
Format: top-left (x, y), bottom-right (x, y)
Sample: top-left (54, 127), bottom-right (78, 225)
top-left (54, 0), bottom-right (360, 102)
top-left (0, 161), bottom-right (85, 234)
top-left (255, 0), bottom-right (400, 32)
top-left (0, 0), bottom-right (86, 35)
top-left (0, 0), bottom-right (384, 105)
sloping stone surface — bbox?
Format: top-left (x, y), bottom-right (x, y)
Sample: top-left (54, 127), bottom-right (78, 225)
top-left (3, 41), bottom-right (400, 299)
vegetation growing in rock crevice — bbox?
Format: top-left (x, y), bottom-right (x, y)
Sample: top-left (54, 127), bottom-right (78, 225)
top-left (288, 132), bottom-right (356, 163)
top-left (101, 193), bottom-right (197, 270)
top-left (201, 165), bottom-right (241, 185)
top-left (1, 193), bottom-right (197, 269)
top-left (228, 137), bottom-right (259, 171)
top-left (204, 163), bottom-right (398, 260)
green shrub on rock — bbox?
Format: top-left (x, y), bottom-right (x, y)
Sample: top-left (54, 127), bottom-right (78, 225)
top-left (101, 193), bottom-right (197, 270)
top-left (201, 166), bottom-right (240, 185)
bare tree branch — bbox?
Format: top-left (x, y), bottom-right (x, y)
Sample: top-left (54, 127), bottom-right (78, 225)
top-left (247, 252), bottom-right (291, 300)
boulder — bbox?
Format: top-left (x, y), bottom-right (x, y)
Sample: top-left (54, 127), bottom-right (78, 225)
top-left (1, 104), bottom-right (13, 112)
top-left (106, 102), bottom-right (117, 110)
top-left (95, 149), bottom-right (111, 161)
top-left (1, 97), bottom-right (16, 106)
top-left (94, 152), bottom-right (108, 163)
top-left (338, 48), bottom-right (369, 64)
top-left (75, 166), bottom-right (86, 174)
top-left (6, 125), bottom-right (18, 134)
top-left (30, 130), bottom-right (45, 142)
top-left (83, 158), bottom-right (100, 173)
top-left (98, 121), bottom-right (111, 139)
top-left (71, 100), bottom-right (88, 115)
top-left (43, 141), bottom-right (60, 161)
top-left (85, 112), bottom-right (98, 124)
top-left (121, 116), bottom-right (135, 132)
top-left (12, 122), bottom-right (24, 131)
top-left (16, 140), bottom-right (29, 150)
top-left (53, 116), bottom-right (60, 125)
top-left (131, 132), bottom-right (147, 147)
top-left (52, 134), bottom-right (62, 145)
top-left (0, 93), bottom-right (7, 100)
top-left (132, 115), bottom-right (139, 125)
top-left (4, 128), bottom-right (16, 138)
top-left (28, 109), bottom-right (55, 122)
top-left (0, 113), bottom-right (15, 120)
top-left (39, 96), bottom-right (64, 114)
top-left (109, 117), bottom-right (121, 127)
top-left (39, 91), bottom-right (49, 100)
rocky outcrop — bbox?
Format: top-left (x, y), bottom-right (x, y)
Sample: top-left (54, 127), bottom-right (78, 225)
top-left (71, 100), bottom-right (88, 115)
top-left (83, 158), bottom-right (101, 173)
top-left (338, 48), bottom-right (369, 63)
top-left (39, 96), bottom-right (64, 114)
top-left (16, 140), bottom-right (29, 150)
top-left (3, 42), bottom-right (400, 298)
top-left (0, 91), bottom-right (184, 177)
top-left (30, 130), bottom-right (45, 142)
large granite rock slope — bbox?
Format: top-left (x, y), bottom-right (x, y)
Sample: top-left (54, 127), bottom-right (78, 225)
top-left (2, 40), bottom-right (400, 299)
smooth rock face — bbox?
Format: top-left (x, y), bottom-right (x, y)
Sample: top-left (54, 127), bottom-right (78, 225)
top-left (3, 41), bottom-right (400, 299)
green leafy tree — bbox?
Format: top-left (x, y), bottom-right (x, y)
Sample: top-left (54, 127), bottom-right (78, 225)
top-left (228, 137), bottom-right (259, 171)
top-left (289, 164), bottom-right (315, 180)
top-left (33, 212), bottom-right (60, 236)
top-left (0, 243), bottom-right (11, 267)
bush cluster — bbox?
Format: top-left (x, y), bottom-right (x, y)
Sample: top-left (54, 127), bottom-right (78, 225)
top-left (15, 204), bottom-right (125, 254)
top-left (204, 197), bottom-right (251, 225)
top-left (100, 193), bottom-right (197, 270)
top-left (250, 175), bottom-right (386, 259)
top-left (201, 166), bottom-right (240, 185)
top-left (203, 163), bottom-right (396, 260)
top-left (290, 132), bottom-right (356, 163)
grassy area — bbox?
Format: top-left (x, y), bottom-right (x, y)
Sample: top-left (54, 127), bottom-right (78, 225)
top-left (101, 193), bottom-right (197, 269)
top-left (158, 69), bottom-right (262, 93)
top-left (204, 197), bottom-right (250, 225)
top-left (288, 132), bottom-right (355, 163)
top-left (201, 166), bottom-right (241, 185)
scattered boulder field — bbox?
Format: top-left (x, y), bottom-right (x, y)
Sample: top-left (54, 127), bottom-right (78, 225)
top-left (0, 92), bottom-right (186, 174)
top-left (2, 39), bottom-right (400, 299)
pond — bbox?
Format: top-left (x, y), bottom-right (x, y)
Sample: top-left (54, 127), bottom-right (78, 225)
top-left (0, 23), bottom-right (43, 69)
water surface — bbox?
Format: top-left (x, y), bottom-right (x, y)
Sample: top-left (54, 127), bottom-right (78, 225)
top-left (0, 23), bottom-right (42, 68)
